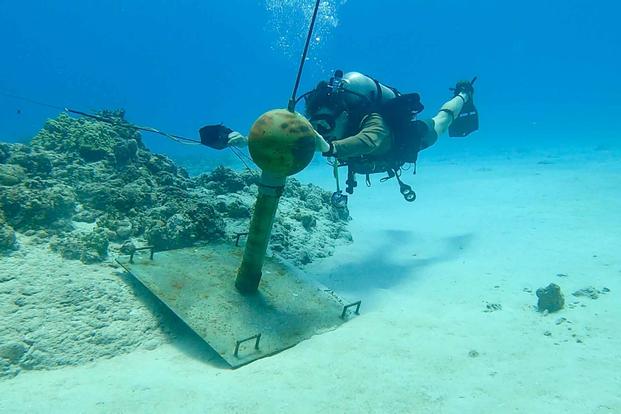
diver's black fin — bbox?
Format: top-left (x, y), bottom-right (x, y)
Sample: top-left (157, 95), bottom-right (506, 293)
top-left (449, 99), bottom-right (478, 138)
top-left (199, 124), bottom-right (233, 149)
top-left (449, 77), bottom-right (479, 138)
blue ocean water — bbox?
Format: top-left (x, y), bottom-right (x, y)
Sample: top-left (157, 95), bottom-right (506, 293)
top-left (1, 0), bottom-right (619, 163)
top-left (1, 3), bottom-right (621, 410)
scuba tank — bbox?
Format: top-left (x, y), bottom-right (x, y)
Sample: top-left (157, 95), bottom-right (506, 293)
top-left (338, 72), bottom-right (399, 108)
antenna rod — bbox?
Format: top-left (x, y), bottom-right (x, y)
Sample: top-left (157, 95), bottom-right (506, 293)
top-left (287, 0), bottom-right (321, 112)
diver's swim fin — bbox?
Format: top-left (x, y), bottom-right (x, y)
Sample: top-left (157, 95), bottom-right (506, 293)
top-left (199, 124), bottom-right (233, 150)
top-left (449, 76), bottom-right (479, 138)
top-left (449, 99), bottom-right (478, 137)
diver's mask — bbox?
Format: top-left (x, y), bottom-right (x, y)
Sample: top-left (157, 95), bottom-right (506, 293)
top-left (304, 69), bottom-right (351, 137)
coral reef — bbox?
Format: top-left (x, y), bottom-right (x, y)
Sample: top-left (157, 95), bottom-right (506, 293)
top-left (0, 111), bottom-right (350, 264)
top-left (0, 212), bottom-right (17, 251)
top-left (0, 111), bottom-right (351, 378)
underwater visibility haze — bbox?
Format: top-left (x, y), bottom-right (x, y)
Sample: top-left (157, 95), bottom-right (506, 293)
top-left (1, 0), bottom-right (619, 154)
top-left (0, 1), bottom-right (620, 413)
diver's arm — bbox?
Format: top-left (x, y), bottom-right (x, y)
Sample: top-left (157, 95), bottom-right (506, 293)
top-left (431, 91), bottom-right (470, 136)
top-left (328, 113), bottom-right (390, 158)
top-left (314, 114), bottom-right (388, 158)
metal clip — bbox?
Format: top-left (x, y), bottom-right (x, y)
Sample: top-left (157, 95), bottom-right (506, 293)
top-left (129, 246), bottom-right (155, 264)
top-left (234, 333), bottom-right (262, 358)
top-left (341, 300), bottom-right (362, 319)
top-left (234, 232), bottom-right (249, 247)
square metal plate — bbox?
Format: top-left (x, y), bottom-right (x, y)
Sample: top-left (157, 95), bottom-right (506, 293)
top-left (116, 244), bottom-right (358, 368)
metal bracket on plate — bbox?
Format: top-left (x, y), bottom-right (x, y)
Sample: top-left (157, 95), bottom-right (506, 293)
top-left (234, 333), bottom-right (262, 358)
top-left (234, 232), bottom-right (250, 247)
top-left (129, 246), bottom-right (155, 264)
top-left (341, 300), bottom-right (362, 319)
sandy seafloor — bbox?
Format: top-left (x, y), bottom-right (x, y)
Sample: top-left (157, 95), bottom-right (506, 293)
top-left (1, 146), bottom-right (620, 413)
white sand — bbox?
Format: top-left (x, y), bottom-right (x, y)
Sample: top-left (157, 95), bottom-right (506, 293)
top-left (1, 149), bottom-right (620, 413)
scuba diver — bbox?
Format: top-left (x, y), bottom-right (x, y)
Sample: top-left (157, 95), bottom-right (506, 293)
top-left (215, 71), bottom-right (478, 204)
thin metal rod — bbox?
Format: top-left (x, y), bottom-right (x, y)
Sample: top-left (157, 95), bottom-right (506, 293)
top-left (0, 90), bottom-right (65, 111)
top-left (65, 108), bottom-right (201, 144)
top-left (1, 90), bottom-right (200, 144)
top-left (1, 90), bottom-right (258, 170)
top-left (287, 0), bottom-right (321, 112)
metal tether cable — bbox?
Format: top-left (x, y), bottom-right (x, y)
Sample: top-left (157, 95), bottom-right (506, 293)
top-left (1, 90), bottom-right (65, 111)
top-left (0, 90), bottom-right (258, 174)
top-left (229, 146), bottom-right (258, 176)
top-left (64, 107), bottom-right (200, 145)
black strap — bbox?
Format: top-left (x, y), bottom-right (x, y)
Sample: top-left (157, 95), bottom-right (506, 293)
top-left (439, 108), bottom-right (455, 121)
top-left (373, 79), bottom-right (383, 103)
top-left (380, 169), bottom-right (396, 182)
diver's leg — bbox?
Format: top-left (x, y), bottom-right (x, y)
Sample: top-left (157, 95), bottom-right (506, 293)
top-left (418, 119), bottom-right (439, 151)
top-left (431, 92), bottom-right (470, 136)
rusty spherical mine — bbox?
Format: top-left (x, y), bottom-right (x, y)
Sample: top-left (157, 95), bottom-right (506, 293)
top-left (248, 109), bottom-right (316, 177)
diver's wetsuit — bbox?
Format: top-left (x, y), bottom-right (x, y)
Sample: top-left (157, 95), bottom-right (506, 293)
top-left (331, 113), bottom-right (438, 159)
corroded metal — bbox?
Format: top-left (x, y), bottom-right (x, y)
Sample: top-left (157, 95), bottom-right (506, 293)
top-left (235, 172), bottom-right (285, 294)
top-left (247, 109), bottom-right (315, 177)
top-left (235, 109), bottom-right (315, 294)
top-left (117, 244), bottom-right (355, 368)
